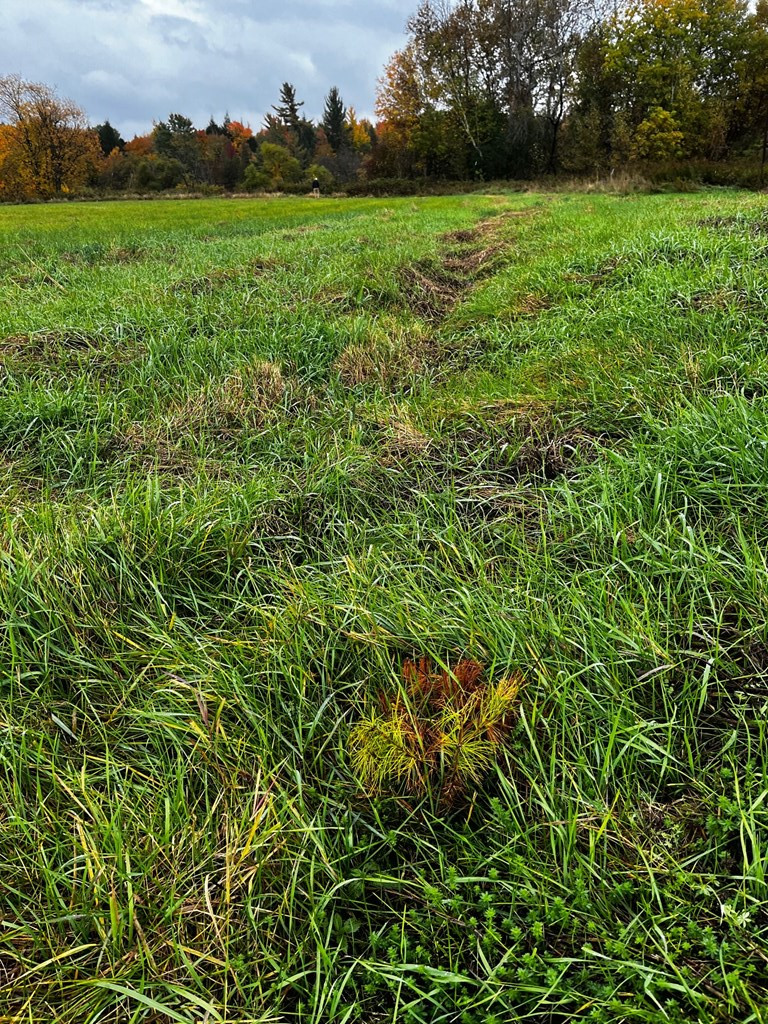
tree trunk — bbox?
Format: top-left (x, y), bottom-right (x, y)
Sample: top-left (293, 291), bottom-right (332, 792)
top-left (547, 118), bottom-right (561, 174)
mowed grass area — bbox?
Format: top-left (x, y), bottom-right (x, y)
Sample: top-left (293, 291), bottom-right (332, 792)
top-left (1, 189), bottom-right (768, 1023)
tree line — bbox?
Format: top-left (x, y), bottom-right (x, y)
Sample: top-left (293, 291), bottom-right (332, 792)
top-left (1, 0), bottom-right (768, 200)
top-left (0, 78), bottom-right (375, 200)
top-left (373, 0), bottom-right (768, 184)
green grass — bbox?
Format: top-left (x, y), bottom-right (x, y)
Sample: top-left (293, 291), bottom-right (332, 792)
top-left (1, 189), bottom-right (768, 1023)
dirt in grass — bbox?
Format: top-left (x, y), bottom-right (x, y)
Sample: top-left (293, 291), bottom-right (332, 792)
top-left (700, 213), bottom-right (768, 236)
top-left (354, 403), bottom-right (604, 529)
top-left (324, 207), bottom-right (532, 332)
top-left (443, 244), bottom-right (506, 277)
top-left (399, 208), bottom-right (532, 320)
top-left (117, 428), bottom-right (231, 479)
top-left (442, 227), bottom-right (481, 244)
top-left (712, 634), bottom-right (768, 697)
top-left (447, 421), bottom-right (600, 485)
top-left (333, 210), bottom-right (550, 391)
top-left (0, 952), bottom-right (22, 987)
top-left (687, 288), bottom-right (766, 314)
top-left (440, 208), bottom-right (535, 246)
top-left (171, 257), bottom-right (279, 296)
top-left (578, 796), bottom-right (711, 869)
top-left (398, 261), bottom-right (466, 319)
top-left (0, 331), bottom-right (97, 358)
top-left (0, 330), bottom-right (143, 381)
top-left (563, 255), bottom-right (625, 289)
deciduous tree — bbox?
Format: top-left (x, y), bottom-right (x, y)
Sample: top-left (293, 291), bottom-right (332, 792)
top-left (375, 46), bottom-right (425, 175)
top-left (259, 141), bottom-right (303, 187)
top-left (0, 74), bottom-right (100, 196)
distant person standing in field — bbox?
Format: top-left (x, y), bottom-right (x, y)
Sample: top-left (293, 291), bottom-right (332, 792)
top-left (312, 176), bottom-right (320, 198)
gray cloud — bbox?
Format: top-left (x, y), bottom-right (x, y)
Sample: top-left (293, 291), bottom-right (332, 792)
top-left (1, 0), bottom-right (415, 138)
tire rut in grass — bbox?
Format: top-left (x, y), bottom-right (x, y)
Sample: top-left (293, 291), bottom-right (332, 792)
top-left (333, 209), bottom-right (540, 391)
top-left (398, 209), bottom-right (534, 323)
top-left (358, 406), bottom-right (605, 530)
top-left (114, 359), bottom-right (288, 477)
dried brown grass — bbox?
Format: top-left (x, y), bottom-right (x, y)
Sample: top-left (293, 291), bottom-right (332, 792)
top-left (172, 360), bottom-right (285, 435)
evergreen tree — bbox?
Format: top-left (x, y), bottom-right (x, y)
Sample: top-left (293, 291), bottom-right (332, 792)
top-left (272, 83), bottom-right (303, 129)
top-left (153, 114), bottom-right (200, 178)
top-left (294, 118), bottom-right (318, 163)
top-left (94, 120), bottom-right (124, 156)
top-left (205, 117), bottom-right (226, 136)
top-left (322, 86), bottom-right (347, 152)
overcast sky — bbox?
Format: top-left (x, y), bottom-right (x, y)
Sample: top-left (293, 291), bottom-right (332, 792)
top-left (1, 0), bottom-right (415, 139)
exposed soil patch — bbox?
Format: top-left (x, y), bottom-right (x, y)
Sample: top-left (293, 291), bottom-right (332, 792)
top-left (400, 208), bottom-right (534, 320)
top-left (171, 257), bottom-right (278, 297)
top-left (0, 951), bottom-right (21, 987)
top-left (513, 293), bottom-right (552, 317)
top-left (0, 331), bottom-right (96, 359)
top-left (700, 214), bottom-right (768, 236)
top-left (334, 207), bottom-right (541, 389)
top-left (398, 261), bottom-right (465, 319)
top-left (620, 796), bottom-right (708, 863)
top-left (318, 207), bottom-right (534, 327)
top-left (448, 422), bottom-right (599, 483)
top-left (317, 291), bottom-right (359, 313)
top-left (10, 267), bottom-right (67, 290)
top-left (373, 434), bottom-right (589, 527)
top-left (564, 256), bottom-right (623, 289)
top-left (60, 243), bottom-right (150, 266)
top-left (358, 404), bottom-right (604, 528)
top-left (440, 208), bottom-right (534, 245)
top-left (116, 427), bottom-right (205, 478)
top-left (717, 635), bottom-right (768, 695)
top-left (443, 244), bottom-right (505, 277)
top-left (0, 331), bottom-right (142, 381)
top-left (686, 288), bottom-right (766, 314)
top-left (442, 227), bottom-right (481, 244)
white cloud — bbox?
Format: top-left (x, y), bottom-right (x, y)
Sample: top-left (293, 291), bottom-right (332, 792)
top-left (0, 0), bottom-right (414, 134)
top-left (287, 51), bottom-right (319, 78)
top-left (81, 69), bottom-right (134, 94)
top-left (139, 0), bottom-right (208, 24)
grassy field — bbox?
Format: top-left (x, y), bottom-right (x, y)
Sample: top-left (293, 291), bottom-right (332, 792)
top-left (1, 189), bottom-right (768, 1023)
